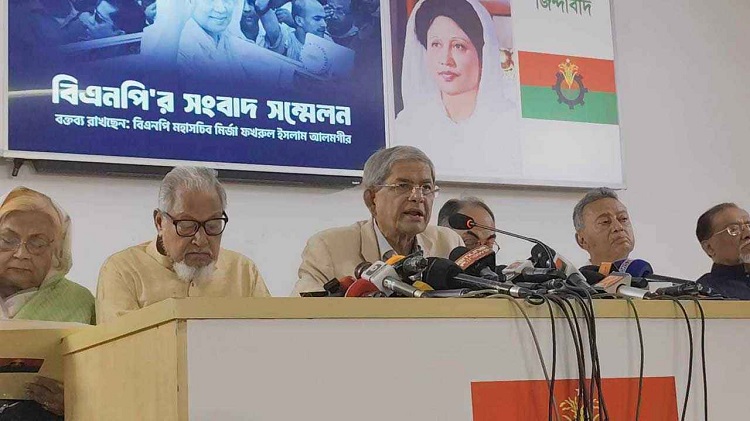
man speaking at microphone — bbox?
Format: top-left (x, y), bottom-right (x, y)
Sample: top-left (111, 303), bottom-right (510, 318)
top-left (573, 187), bottom-right (635, 266)
top-left (696, 203), bottom-right (750, 299)
top-left (293, 146), bottom-right (463, 295)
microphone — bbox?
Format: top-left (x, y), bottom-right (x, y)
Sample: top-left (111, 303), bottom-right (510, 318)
top-left (422, 289), bottom-right (473, 297)
top-left (345, 279), bottom-right (385, 297)
top-left (502, 259), bottom-right (561, 284)
top-left (413, 280), bottom-right (433, 291)
top-left (300, 276), bottom-right (357, 297)
top-left (448, 213), bottom-right (555, 270)
top-left (580, 260), bottom-right (651, 288)
top-left (358, 260), bottom-right (401, 294)
top-left (423, 257), bottom-right (535, 298)
top-left (531, 243), bottom-right (588, 284)
top-left (385, 253), bottom-right (429, 279)
top-left (593, 272), bottom-right (653, 298)
top-left (382, 277), bottom-right (428, 298)
top-left (323, 276), bottom-right (356, 296)
top-left (354, 261), bottom-right (372, 279)
top-left (413, 277), bottom-right (474, 297)
top-left (449, 245), bottom-right (500, 281)
top-left (579, 269), bottom-right (606, 285)
top-left (652, 283), bottom-right (701, 297)
top-left (516, 278), bottom-right (567, 293)
top-left (615, 259), bottom-right (693, 287)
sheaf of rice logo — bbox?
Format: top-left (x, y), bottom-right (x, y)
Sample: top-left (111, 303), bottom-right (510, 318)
top-left (559, 388), bottom-right (600, 421)
top-left (552, 58), bottom-right (588, 110)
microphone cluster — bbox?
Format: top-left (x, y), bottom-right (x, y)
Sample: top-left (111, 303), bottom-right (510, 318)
top-left (302, 212), bottom-right (718, 301)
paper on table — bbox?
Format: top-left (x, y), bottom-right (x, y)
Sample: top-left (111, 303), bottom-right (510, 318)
top-left (0, 320), bottom-right (88, 400)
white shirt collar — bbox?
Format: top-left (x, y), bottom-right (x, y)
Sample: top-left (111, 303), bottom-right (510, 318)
top-left (373, 219), bottom-right (422, 260)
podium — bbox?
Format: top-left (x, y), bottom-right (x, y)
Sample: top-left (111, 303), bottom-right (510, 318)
top-left (61, 298), bottom-right (750, 420)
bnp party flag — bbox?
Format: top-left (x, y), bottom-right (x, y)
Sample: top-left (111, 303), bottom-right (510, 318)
top-left (471, 377), bottom-right (678, 420)
top-left (518, 51), bottom-right (618, 125)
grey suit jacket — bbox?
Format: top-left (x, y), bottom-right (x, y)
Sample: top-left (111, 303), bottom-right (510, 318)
top-left (293, 219), bottom-right (463, 295)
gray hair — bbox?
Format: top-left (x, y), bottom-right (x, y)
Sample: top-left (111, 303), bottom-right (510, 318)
top-left (438, 196), bottom-right (495, 227)
top-left (361, 146), bottom-right (435, 190)
top-left (572, 187), bottom-right (619, 231)
top-left (158, 166), bottom-right (227, 212)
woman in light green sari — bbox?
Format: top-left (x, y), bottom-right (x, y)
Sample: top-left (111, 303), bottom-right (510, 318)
top-left (0, 187), bottom-right (94, 419)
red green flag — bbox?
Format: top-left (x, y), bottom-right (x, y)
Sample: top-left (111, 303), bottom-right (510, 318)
top-left (518, 51), bottom-right (619, 125)
top-left (472, 377), bottom-right (678, 420)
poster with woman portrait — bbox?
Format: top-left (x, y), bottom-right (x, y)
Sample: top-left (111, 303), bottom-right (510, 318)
top-left (390, 0), bottom-right (521, 183)
top-left (388, 0), bottom-right (624, 187)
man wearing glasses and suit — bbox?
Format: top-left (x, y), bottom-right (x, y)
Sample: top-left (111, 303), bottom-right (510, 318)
top-left (96, 166), bottom-right (270, 323)
top-left (696, 203), bottom-right (750, 299)
top-left (292, 146), bottom-right (463, 295)
top-left (437, 197), bottom-right (497, 251)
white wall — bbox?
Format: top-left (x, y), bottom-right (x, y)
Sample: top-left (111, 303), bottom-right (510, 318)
top-left (1, 0), bottom-right (749, 296)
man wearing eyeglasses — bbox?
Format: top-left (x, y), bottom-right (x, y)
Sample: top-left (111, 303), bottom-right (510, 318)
top-left (293, 146), bottom-right (463, 295)
top-left (96, 166), bottom-right (270, 323)
top-left (696, 203), bottom-right (750, 299)
top-left (437, 197), bottom-right (497, 251)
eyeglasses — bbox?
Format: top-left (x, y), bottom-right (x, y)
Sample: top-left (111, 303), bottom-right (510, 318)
top-left (375, 183), bottom-right (440, 198)
top-left (0, 235), bottom-right (54, 255)
top-left (462, 236), bottom-right (498, 251)
top-left (161, 211), bottom-right (229, 237)
top-left (711, 222), bottom-right (750, 238)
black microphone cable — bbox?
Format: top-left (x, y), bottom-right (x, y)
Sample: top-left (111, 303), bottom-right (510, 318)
top-left (678, 296), bottom-right (708, 421)
top-left (583, 289), bottom-right (610, 421)
top-left (624, 297), bottom-right (645, 421)
top-left (562, 293), bottom-right (597, 419)
top-left (546, 294), bottom-right (591, 421)
top-left (559, 295), bottom-right (595, 421)
top-left (565, 292), bottom-right (609, 421)
top-left (483, 294), bottom-right (562, 421)
top-left (544, 297), bottom-right (559, 421)
top-left (655, 297), bottom-right (694, 421)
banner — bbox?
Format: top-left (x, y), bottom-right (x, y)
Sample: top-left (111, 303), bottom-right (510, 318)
top-left (388, 0), bottom-right (625, 187)
top-left (471, 377), bottom-right (679, 420)
top-left (6, 0), bottom-right (387, 176)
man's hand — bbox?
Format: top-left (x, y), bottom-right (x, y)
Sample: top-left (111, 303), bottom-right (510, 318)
top-left (26, 376), bottom-right (64, 416)
top-left (276, 8), bottom-right (296, 27)
top-left (323, 4), bottom-right (335, 20)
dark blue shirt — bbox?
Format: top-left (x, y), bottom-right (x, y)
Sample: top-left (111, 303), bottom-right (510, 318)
top-left (697, 263), bottom-right (750, 300)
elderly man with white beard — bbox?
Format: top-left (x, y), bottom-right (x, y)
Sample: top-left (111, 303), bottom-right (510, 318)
top-left (96, 166), bottom-right (270, 323)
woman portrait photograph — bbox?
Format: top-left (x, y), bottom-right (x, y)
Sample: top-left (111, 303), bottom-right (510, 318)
top-left (391, 0), bottom-right (521, 182)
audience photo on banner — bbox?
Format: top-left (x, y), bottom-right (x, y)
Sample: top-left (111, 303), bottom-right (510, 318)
top-left (390, 0), bottom-right (521, 181)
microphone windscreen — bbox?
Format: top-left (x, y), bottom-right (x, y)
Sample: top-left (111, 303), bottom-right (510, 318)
top-left (448, 213), bottom-right (474, 230)
top-left (449, 246), bottom-right (470, 262)
top-left (382, 250), bottom-right (397, 261)
top-left (422, 257), bottom-right (463, 290)
top-left (354, 261), bottom-right (372, 279)
top-left (615, 259), bottom-right (653, 278)
top-left (579, 269), bottom-right (606, 285)
top-left (338, 276), bottom-right (356, 291)
top-left (530, 244), bottom-right (556, 269)
top-left (452, 245), bottom-right (495, 272)
top-left (345, 279), bottom-right (381, 297)
top-left (579, 265), bottom-right (603, 274)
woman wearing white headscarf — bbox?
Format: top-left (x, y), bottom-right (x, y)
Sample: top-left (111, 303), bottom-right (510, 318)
top-left (0, 187), bottom-right (94, 419)
top-left (393, 0), bottom-right (521, 181)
